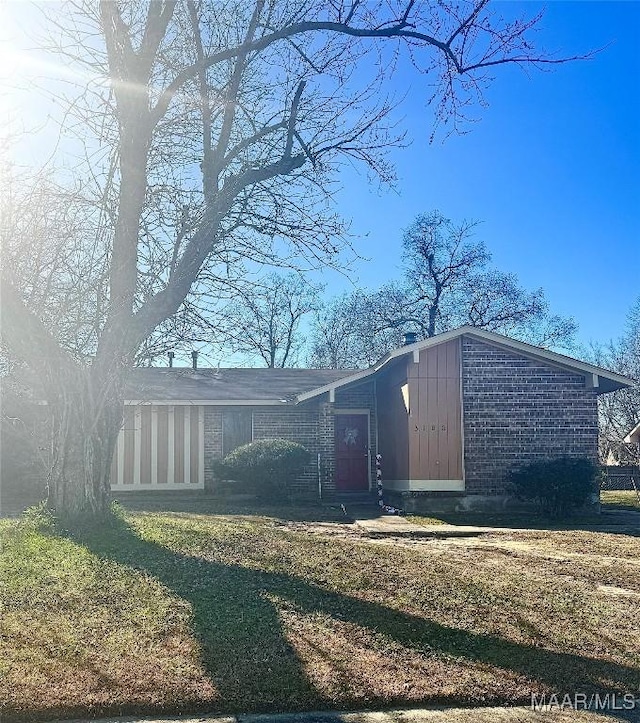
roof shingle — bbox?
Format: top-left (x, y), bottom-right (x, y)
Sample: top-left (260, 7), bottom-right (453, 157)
top-left (125, 367), bottom-right (356, 403)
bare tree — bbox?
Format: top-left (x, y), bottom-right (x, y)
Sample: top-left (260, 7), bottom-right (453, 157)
top-left (0, 168), bottom-right (110, 363)
top-left (136, 273), bottom-right (322, 367)
top-left (309, 212), bottom-right (577, 368)
top-left (215, 272), bottom-right (323, 367)
top-left (307, 290), bottom-right (401, 369)
top-left (396, 211), bottom-right (577, 345)
top-left (595, 297), bottom-right (640, 465)
top-left (1, 1), bottom-right (585, 519)
top-left (400, 212), bottom-right (490, 337)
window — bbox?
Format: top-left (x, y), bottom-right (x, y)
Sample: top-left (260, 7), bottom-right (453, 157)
top-left (222, 411), bottom-right (252, 457)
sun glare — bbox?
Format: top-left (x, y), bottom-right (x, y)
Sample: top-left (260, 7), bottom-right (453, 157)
top-left (0, 1), bottom-right (104, 162)
top-left (0, 2), bottom-right (93, 84)
top-left (1, 1), bottom-right (39, 140)
top-left (0, 3), bottom-right (22, 89)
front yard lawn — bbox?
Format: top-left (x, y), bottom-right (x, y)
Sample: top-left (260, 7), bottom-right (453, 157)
top-left (2, 503), bottom-right (640, 722)
top-left (601, 490), bottom-right (640, 510)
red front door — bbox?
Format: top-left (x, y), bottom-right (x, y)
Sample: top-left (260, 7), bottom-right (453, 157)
top-left (335, 413), bottom-right (369, 492)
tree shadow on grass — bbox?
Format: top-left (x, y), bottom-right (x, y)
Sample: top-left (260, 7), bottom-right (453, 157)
top-left (115, 491), bottom-right (348, 523)
top-left (115, 491), bottom-right (640, 537)
top-left (425, 509), bottom-right (640, 536)
top-left (72, 513), bottom-right (640, 718)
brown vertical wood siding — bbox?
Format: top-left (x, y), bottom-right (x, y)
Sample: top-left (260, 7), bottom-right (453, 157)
top-left (407, 338), bottom-right (462, 480)
top-left (157, 407), bottom-right (168, 485)
top-left (122, 407), bottom-right (135, 486)
top-left (190, 406), bottom-right (200, 483)
top-left (140, 406), bottom-right (152, 485)
top-left (377, 339), bottom-right (463, 483)
top-left (376, 363), bottom-right (410, 481)
top-left (174, 406), bottom-right (184, 484)
top-left (111, 405), bottom-right (204, 489)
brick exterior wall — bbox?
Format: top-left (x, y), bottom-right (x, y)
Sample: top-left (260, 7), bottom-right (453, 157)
top-left (318, 401), bottom-right (335, 497)
top-left (461, 337), bottom-right (599, 496)
top-left (203, 346), bottom-right (600, 503)
top-left (202, 380), bottom-right (378, 499)
top-left (253, 407), bottom-right (320, 496)
top-left (203, 409), bottom-right (223, 490)
top-left (204, 405), bottom-right (322, 498)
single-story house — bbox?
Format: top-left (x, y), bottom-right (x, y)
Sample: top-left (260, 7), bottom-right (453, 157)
top-left (112, 326), bottom-right (632, 511)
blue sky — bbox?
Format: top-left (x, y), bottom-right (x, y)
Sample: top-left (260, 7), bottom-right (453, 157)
top-left (322, 1), bottom-right (640, 348)
top-left (2, 1), bottom-right (638, 355)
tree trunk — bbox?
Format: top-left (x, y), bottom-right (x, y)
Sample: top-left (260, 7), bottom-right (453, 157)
top-left (46, 366), bottom-right (124, 520)
top-left (427, 304), bottom-right (438, 338)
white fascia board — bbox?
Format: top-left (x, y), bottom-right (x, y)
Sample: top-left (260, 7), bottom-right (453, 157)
top-left (295, 325), bottom-right (632, 403)
top-left (124, 328), bottom-right (632, 409)
top-left (296, 327), bottom-right (467, 403)
top-left (464, 327), bottom-right (633, 388)
top-left (624, 421), bottom-right (640, 444)
top-left (124, 399), bottom-right (292, 406)
top-left (295, 367), bottom-right (379, 403)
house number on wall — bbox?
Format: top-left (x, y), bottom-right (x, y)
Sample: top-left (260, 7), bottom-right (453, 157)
top-left (414, 424), bottom-right (448, 432)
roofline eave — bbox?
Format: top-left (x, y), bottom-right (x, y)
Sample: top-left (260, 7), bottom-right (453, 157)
top-left (124, 399), bottom-right (294, 406)
top-left (624, 421), bottom-right (640, 444)
top-left (295, 326), bottom-right (633, 403)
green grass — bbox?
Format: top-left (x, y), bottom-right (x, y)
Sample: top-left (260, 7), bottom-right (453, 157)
top-left (601, 490), bottom-right (640, 510)
top-left (403, 515), bottom-right (448, 526)
top-left (2, 503), bottom-right (640, 722)
top-left (407, 512), bottom-right (601, 529)
top-left (409, 491), bottom-right (640, 529)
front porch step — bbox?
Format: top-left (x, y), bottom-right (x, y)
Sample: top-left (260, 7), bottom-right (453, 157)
top-left (323, 492), bottom-right (381, 521)
top-left (329, 492), bottom-right (378, 504)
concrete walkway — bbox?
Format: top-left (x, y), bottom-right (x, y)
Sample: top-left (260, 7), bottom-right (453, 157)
top-left (354, 516), bottom-right (494, 538)
top-left (57, 702), bottom-right (640, 723)
top-left (351, 509), bottom-right (640, 539)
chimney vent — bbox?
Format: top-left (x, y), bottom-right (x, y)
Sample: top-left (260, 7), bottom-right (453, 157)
top-left (191, 350), bottom-right (198, 370)
top-left (402, 331), bottom-right (418, 346)
top-left (168, 351), bottom-right (175, 367)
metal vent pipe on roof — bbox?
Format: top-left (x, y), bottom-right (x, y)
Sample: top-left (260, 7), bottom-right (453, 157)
top-left (168, 351), bottom-right (175, 367)
top-left (191, 351), bottom-right (198, 370)
top-left (402, 331), bottom-right (418, 346)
